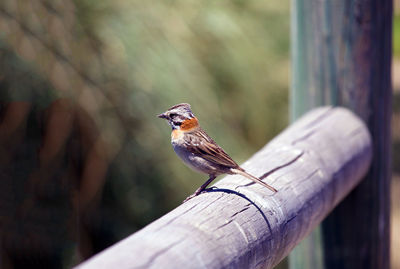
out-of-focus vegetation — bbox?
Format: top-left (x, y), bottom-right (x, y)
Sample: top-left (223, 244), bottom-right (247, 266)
top-left (98, 0), bottom-right (290, 199)
top-left (0, 0), bottom-right (289, 267)
top-left (393, 3), bottom-right (400, 269)
top-left (394, 14), bottom-right (400, 57)
top-left (392, 4), bottom-right (400, 269)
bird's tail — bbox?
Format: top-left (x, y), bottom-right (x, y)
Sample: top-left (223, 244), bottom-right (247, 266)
top-left (231, 168), bottom-right (278, 193)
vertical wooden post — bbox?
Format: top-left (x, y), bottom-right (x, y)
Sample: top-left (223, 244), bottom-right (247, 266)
top-left (289, 0), bottom-right (392, 268)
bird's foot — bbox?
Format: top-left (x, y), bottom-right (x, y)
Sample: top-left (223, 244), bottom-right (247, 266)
top-left (182, 193), bottom-right (197, 203)
top-left (182, 187), bottom-right (218, 203)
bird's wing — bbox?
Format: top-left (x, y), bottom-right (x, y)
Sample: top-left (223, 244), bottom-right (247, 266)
top-left (183, 128), bottom-right (239, 168)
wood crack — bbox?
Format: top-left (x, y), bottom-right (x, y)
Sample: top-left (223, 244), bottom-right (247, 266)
top-left (259, 151), bottom-right (305, 180)
top-left (291, 129), bottom-right (317, 145)
top-left (133, 239), bottom-right (182, 269)
top-left (303, 107), bottom-right (334, 128)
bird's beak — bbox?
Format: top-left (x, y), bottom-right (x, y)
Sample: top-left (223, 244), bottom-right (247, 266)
top-left (157, 113), bottom-right (168, 119)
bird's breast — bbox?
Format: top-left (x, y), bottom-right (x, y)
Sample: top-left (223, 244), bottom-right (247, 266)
top-left (171, 129), bottom-right (184, 141)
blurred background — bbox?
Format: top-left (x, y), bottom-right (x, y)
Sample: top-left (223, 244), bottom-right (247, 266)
top-left (392, 1), bottom-right (400, 269)
top-left (0, 1), bottom-right (289, 268)
top-left (0, 0), bottom-right (398, 268)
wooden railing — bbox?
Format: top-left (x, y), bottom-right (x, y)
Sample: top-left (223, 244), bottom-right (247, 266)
top-left (75, 107), bottom-right (372, 269)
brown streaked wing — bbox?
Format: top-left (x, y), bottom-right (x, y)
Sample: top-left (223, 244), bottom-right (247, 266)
top-left (183, 129), bottom-right (239, 168)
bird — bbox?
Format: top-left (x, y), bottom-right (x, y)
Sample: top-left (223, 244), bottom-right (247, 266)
top-left (158, 103), bottom-right (278, 202)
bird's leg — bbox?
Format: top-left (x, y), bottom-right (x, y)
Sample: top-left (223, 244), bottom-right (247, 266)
top-left (194, 175), bottom-right (216, 195)
top-left (183, 175), bottom-right (216, 203)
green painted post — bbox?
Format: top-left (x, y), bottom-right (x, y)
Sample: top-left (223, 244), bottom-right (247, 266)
top-left (289, 0), bottom-right (392, 268)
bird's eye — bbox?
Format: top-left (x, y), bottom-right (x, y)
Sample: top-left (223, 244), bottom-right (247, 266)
top-left (169, 113), bottom-right (177, 118)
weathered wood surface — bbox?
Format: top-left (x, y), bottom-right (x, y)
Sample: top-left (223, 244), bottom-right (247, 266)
top-left (290, 0), bottom-right (392, 268)
top-left (75, 107), bottom-right (372, 269)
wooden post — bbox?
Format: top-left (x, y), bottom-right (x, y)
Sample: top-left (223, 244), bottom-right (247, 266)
top-left (75, 107), bottom-right (372, 269)
top-left (289, 0), bottom-right (392, 268)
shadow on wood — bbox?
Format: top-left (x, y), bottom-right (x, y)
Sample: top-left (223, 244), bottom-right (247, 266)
top-left (75, 107), bottom-right (372, 269)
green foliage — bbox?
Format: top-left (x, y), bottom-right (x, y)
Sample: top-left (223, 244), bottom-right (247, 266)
top-left (0, 0), bottom-right (290, 263)
top-left (78, 0), bottom-right (290, 226)
top-left (104, 2), bottom-right (288, 161)
top-left (394, 14), bottom-right (400, 58)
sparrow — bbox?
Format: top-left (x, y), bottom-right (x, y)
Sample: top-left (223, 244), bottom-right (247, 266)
top-left (158, 103), bottom-right (277, 202)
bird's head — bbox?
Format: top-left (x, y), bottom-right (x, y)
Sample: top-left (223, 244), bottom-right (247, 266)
top-left (158, 103), bottom-right (199, 131)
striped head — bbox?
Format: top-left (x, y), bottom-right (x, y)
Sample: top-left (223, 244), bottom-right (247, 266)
top-left (158, 103), bottom-right (199, 131)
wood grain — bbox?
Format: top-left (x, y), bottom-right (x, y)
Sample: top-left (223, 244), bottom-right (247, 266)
top-left (75, 107), bottom-right (372, 269)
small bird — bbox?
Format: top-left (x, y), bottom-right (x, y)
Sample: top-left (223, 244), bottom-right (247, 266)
top-left (158, 103), bottom-right (277, 202)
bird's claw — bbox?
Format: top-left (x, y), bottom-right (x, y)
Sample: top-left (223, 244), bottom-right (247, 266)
top-left (182, 194), bottom-right (196, 203)
top-left (182, 187), bottom-right (217, 203)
